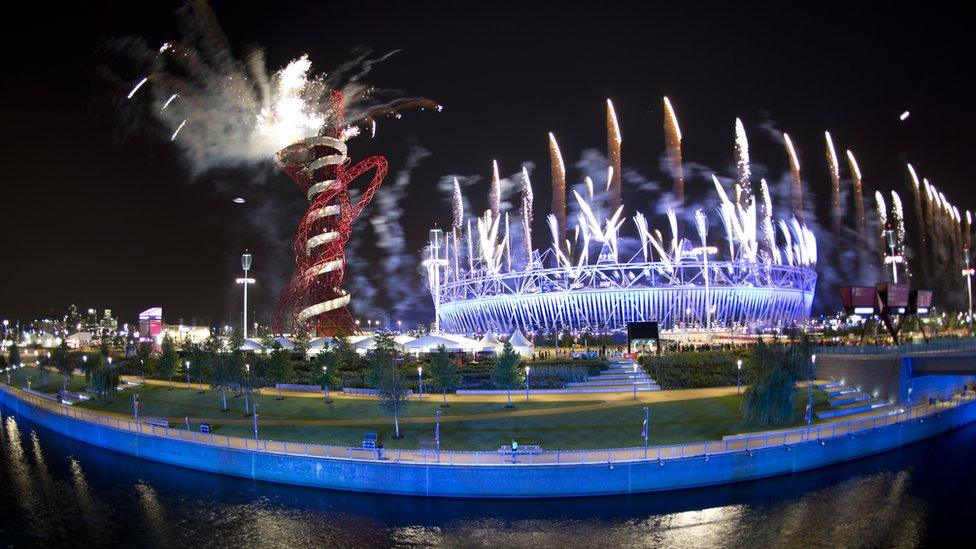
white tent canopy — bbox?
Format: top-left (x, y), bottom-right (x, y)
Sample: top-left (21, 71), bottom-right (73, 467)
top-left (270, 337), bottom-right (295, 350)
top-left (239, 338), bottom-right (263, 352)
top-left (437, 333), bottom-right (482, 352)
top-left (308, 336), bottom-right (333, 352)
top-left (477, 330), bottom-right (503, 352)
top-left (507, 328), bottom-right (534, 357)
top-left (403, 334), bottom-right (467, 354)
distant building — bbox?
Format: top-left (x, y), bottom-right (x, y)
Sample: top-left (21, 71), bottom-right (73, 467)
top-left (66, 332), bottom-right (93, 349)
top-left (138, 307), bottom-right (164, 340)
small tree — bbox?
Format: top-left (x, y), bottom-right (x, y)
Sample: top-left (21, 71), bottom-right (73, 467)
top-left (266, 342), bottom-right (293, 399)
top-left (158, 334), bottom-right (178, 389)
top-left (8, 342), bottom-right (21, 368)
top-left (743, 336), bottom-right (812, 425)
top-left (429, 345), bottom-right (460, 407)
top-left (314, 350), bottom-right (341, 402)
top-left (136, 342), bottom-right (155, 379)
top-left (37, 351), bottom-right (51, 387)
top-left (54, 340), bottom-right (72, 393)
top-left (90, 354), bottom-right (119, 401)
top-left (492, 341), bottom-right (522, 408)
top-left (293, 324), bottom-right (311, 360)
top-left (367, 332), bottom-right (408, 438)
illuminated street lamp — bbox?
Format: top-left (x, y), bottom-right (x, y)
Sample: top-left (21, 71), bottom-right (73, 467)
top-left (633, 362), bottom-right (639, 400)
top-left (525, 366), bottom-right (530, 402)
top-left (243, 363), bottom-right (251, 415)
top-left (418, 366), bottom-right (424, 401)
top-left (236, 251), bottom-right (256, 339)
top-left (642, 406), bottom-right (650, 458)
top-left (322, 365), bottom-right (331, 404)
top-left (883, 226), bottom-right (903, 283)
top-left (690, 246), bottom-right (719, 334)
top-left (185, 360), bottom-right (191, 388)
top-left (963, 247), bottom-right (974, 330)
top-left (737, 359), bottom-right (743, 395)
top-left (806, 354), bottom-right (817, 425)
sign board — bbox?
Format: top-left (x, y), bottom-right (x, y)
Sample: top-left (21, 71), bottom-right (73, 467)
top-left (627, 322), bottom-right (659, 355)
top-left (876, 283), bottom-right (910, 308)
top-left (839, 286), bottom-right (876, 314)
top-left (909, 289), bottom-right (934, 315)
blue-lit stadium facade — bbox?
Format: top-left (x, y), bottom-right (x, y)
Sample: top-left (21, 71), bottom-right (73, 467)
top-left (433, 259), bottom-right (817, 334)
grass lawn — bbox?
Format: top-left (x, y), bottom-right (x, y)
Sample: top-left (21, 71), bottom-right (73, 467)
top-left (5, 367), bottom-right (831, 451)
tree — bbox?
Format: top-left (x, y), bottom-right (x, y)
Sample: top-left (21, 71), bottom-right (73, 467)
top-left (54, 340), bottom-right (72, 393)
top-left (314, 350), bottom-right (341, 403)
top-left (332, 333), bottom-right (359, 373)
top-left (293, 324), bottom-right (311, 359)
top-left (742, 336), bottom-right (812, 425)
top-left (366, 332), bottom-right (408, 438)
top-left (136, 342), bottom-right (155, 379)
top-left (158, 334), bottom-right (179, 389)
top-left (8, 342), bottom-right (21, 368)
top-left (492, 341), bottom-right (522, 408)
top-left (266, 342), bottom-right (293, 399)
top-left (428, 345), bottom-right (460, 407)
top-left (37, 351), bottom-right (51, 387)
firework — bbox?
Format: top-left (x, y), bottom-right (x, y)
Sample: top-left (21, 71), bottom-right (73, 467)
top-left (549, 132), bottom-right (567, 255)
top-left (452, 178), bottom-right (464, 239)
top-left (825, 131), bottom-right (842, 238)
top-left (489, 160), bottom-right (501, 219)
top-left (846, 150), bottom-right (867, 266)
top-left (663, 97), bottom-right (684, 211)
top-left (606, 99), bottom-right (622, 210)
top-left (783, 132), bottom-right (803, 220)
top-left (520, 167), bottom-right (534, 264)
top-left (907, 163), bottom-right (927, 279)
top-left (734, 118), bottom-right (751, 205)
top-left (875, 191), bottom-right (888, 263)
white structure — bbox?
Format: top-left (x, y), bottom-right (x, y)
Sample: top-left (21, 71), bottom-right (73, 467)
top-left (270, 337), bottom-right (295, 350)
top-left (477, 331), bottom-right (503, 353)
top-left (239, 338), bottom-right (263, 352)
top-left (403, 334), bottom-right (467, 355)
top-left (236, 251), bottom-right (256, 339)
top-left (507, 329), bottom-right (534, 358)
top-left (65, 332), bottom-right (93, 349)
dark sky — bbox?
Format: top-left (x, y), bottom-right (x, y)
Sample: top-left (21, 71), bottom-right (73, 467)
top-left (2, 1), bottom-right (974, 326)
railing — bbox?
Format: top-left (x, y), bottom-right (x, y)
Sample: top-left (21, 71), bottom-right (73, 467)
top-left (1, 383), bottom-right (972, 467)
top-left (816, 337), bottom-right (976, 356)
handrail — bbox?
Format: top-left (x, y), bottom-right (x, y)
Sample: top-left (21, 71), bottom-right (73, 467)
top-left (1, 383), bottom-right (972, 467)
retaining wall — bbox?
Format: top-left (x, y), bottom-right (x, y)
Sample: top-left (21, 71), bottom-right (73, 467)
top-left (2, 386), bottom-right (975, 498)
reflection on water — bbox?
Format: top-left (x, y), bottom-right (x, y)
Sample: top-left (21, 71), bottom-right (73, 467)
top-left (1, 405), bottom-right (973, 547)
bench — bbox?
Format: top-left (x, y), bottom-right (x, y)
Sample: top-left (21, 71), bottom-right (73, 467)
top-left (362, 432), bottom-right (378, 449)
top-left (144, 417), bottom-right (170, 428)
top-left (497, 444), bottom-right (542, 454)
top-left (274, 383), bottom-right (323, 393)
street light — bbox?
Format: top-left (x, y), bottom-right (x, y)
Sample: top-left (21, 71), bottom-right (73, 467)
top-left (525, 366), bottom-right (530, 402)
top-left (185, 360), bottom-right (191, 388)
top-left (642, 406), bottom-right (650, 458)
top-left (690, 246), bottom-right (719, 335)
top-left (252, 403), bottom-right (259, 441)
top-left (737, 359), bottom-right (743, 395)
top-left (418, 366), bottom-right (424, 401)
top-left (883, 226), bottom-right (902, 283)
top-left (423, 228), bottom-right (448, 333)
top-left (236, 251), bottom-right (256, 339)
top-left (963, 247), bottom-right (974, 331)
top-left (633, 362), bottom-right (639, 400)
top-left (806, 354), bottom-right (817, 425)
top-left (322, 365), bottom-right (331, 404)
top-left (244, 363), bottom-right (251, 415)
top-left (435, 409), bottom-right (442, 457)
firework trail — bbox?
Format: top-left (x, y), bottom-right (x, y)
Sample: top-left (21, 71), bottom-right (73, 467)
top-left (734, 118), bottom-right (751, 206)
top-left (875, 190), bottom-right (888, 264)
top-left (923, 178), bottom-right (936, 274)
top-left (606, 99), bottom-right (622, 211)
top-left (520, 167), bottom-right (534, 265)
top-left (489, 160), bottom-right (501, 219)
top-left (906, 163), bottom-right (928, 280)
top-left (451, 178), bottom-right (464, 239)
top-left (663, 96), bottom-right (684, 213)
top-left (549, 132), bottom-right (568, 255)
top-left (967, 210), bottom-right (973, 249)
top-left (824, 131), bottom-right (843, 238)
top-left (783, 132), bottom-right (803, 221)
top-left (846, 150), bottom-right (867, 269)
top-left (891, 191), bottom-right (906, 263)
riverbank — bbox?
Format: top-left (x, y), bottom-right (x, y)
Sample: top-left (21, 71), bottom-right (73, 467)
top-left (2, 382), bottom-right (974, 498)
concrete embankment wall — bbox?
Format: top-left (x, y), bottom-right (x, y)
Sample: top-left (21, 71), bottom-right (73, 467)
top-left (3, 388), bottom-right (976, 498)
top-left (816, 354), bottom-right (976, 404)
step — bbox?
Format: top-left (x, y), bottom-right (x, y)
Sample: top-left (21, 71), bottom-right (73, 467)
top-left (816, 400), bottom-right (890, 419)
top-left (829, 394), bottom-right (871, 407)
top-left (816, 381), bottom-right (842, 390)
top-left (566, 380), bottom-right (656, 387)
top-left (827, 387), bottom-right (857, 397)
top-left (588, 373), bottom-right (650, 381)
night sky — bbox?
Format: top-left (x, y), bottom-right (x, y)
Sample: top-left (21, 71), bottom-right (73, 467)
top-left (3, 1), bottom-right (974, 327)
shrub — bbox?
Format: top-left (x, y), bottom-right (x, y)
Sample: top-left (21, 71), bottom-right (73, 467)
top-left (639, 348), bottom-right (755, 389)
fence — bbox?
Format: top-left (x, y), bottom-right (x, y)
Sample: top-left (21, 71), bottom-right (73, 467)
top-left (816, 337), bottom-right (976, 356)
top-left (1, 383), bottom-right (972, 467)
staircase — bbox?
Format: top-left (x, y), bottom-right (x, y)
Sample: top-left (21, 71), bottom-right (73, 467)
top-left (562, 360), bottom-right (661, 393)
top-left (815, 379), bottom-right (892, 420)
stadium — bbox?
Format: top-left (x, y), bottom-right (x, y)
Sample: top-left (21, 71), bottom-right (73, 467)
top-left (425, 100), bottom-right (819, 335)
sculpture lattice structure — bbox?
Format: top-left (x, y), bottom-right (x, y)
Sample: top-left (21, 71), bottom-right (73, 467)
top-left (273, 91), bottom-right (388, 336)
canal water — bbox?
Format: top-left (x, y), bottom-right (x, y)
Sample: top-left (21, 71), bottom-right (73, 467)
top-left (1, 405), bottom-right (974, 548)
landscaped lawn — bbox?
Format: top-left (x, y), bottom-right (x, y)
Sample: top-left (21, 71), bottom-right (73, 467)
top-left (5, 367), bottom-right (831, 451)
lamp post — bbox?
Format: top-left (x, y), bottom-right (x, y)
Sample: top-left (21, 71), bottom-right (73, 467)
top-left (435, 409), bottom-right (441, 457)
top-left (736, 359), bottom-right (742, 395)
top-left (690, 246), bottom-right (718, 335)
top-left (132, 393), bottom-right (139, 421)
top-left (236, 251), bottom-right (256, 339)
top-left (418, 366), bottom-right (424, 401)
top-left (633, 362), bottom-right (639, 400)
top-left (252, 403), bottom-right (259, 441)
top-left (963, 247), bottom-right (974, 331)
top-left (642, 406), bottom-right (650, 458)
top-left (806, 354), bottom-right (817, 425)
top-left (883, 227), bottom-right (902, 283)
top-left (185, 360), bottom-right (191, 388)
top-left (322, 365), bottom-right (330, 404)
top-left (243, 363), bottom-right (251, 415)
top-left (525, 366), bottom-right (530, 402)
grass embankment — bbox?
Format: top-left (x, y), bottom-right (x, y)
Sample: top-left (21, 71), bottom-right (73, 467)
top-left (5, 367), bottom-right (830, 451)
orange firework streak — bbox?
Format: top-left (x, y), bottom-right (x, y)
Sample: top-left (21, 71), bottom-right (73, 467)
top-left (273, 91), bottom-right (388, 336)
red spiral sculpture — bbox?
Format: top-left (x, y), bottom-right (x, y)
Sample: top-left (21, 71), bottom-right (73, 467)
top-left (272, 92), bottom-right (388, 336)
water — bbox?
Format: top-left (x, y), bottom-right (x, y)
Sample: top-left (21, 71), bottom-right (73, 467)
top-left (2, 405), bottom-right (974, 548)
